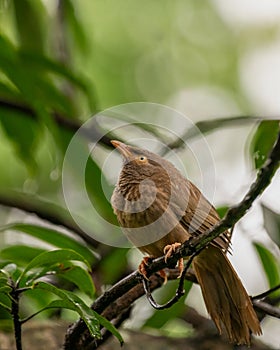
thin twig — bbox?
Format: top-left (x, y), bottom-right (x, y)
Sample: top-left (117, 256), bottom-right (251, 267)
top-left (165, 116), bottom-right (263, 151)
top-left (253, 300), bottom-right (280, 319)
top-left (10, 281), bottom-right (22, 350)
top-left (252, 284), bottom-right (280, 300)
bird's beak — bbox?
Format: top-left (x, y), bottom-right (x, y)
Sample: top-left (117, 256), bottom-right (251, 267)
top-left (111, 140), bottom-right (133, 161)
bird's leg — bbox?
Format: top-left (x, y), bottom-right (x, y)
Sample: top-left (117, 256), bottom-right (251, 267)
top-left (157, 269), bottom-right (168, 284)
top-left (138, 256), bottom-right (153, 280)
top-left (138, 257), bottom-right (168, 284)
top-left (163, 243), bottom-right (184, 278)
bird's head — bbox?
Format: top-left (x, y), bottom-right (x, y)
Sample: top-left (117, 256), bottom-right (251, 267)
top-left (111, 140), bottom-right (172, 180)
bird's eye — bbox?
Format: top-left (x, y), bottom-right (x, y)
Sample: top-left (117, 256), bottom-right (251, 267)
top-left (138, 156), bottom-right (147, 162)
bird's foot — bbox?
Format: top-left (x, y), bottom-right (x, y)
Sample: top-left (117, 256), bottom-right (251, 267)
top-left (138, 256), bottom-right (153, 280)
top-left (157, 269), bottom-right (168, 284)
top-left (176, 257), bottom-right (184, 278)
top-left (163, 242), bottom-right (182, 261)
top-left (138, 257), bottom-right (168, 284)
top-left (163, 243), bottom-right (184, 278)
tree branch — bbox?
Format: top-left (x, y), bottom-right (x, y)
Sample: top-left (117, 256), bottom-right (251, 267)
top-left (253, 300), bottom-right (280, 319)
top-left (0, 98), bottom-right (113, 147)
top-left (252, 284), bottom-right (280, 300)
top-left (0, 190), bottom-right (99, 248)
top-left (64, 130), bottom-right (280, 349)
top-left (165, 116), bottom-right (263, 150)
top-left (66, 269), bottom-right (280, 349)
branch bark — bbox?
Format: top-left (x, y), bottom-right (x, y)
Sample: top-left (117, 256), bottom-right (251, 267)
top-left (253, 299), bottom-right (280, 319)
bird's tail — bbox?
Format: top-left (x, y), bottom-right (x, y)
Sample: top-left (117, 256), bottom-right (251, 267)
top-left (192, 246), bottom-right (262, 345)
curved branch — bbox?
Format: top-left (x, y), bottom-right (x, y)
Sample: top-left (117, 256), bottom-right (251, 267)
top-left (0, 190), bottom-right (99, 248)
top-left (0, 99), bottom-right (113, 147)
top-left (64, 130), bottom-right (280, 349)
top-left (66, 268), bottom-right (280, 349)
top-left (164, 116), bottom-right (265, 153)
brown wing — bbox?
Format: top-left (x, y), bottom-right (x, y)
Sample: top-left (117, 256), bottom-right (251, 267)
top-left (178, 180), bottom-right (231, 252)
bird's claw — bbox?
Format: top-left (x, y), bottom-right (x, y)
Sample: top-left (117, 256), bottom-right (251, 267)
top-left (138, 256), bottom-right (153, 280)
top-left (177, 257), bottom-right (184, 278)
top-left (158, 269), bottom-right (168, 284)
top-left (163, 242), bottom-right (182, 261)
top-left (138, 257), bottom-right (168, 284)
top-left (163, 243), bottom-right (184, 278)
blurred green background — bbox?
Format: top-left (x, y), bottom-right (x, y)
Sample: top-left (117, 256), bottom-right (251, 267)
top-left (0, 0), bottom-right (280, 348)
top-left (0, 0), bottom-right (280, 194)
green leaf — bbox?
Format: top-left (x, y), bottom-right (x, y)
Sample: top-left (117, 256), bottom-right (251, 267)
top-left (0, 245), bottom-right (46, 266)
top-left (100, 248), bottom-right (129, 284)
top-left (18, 249), bottom-right (91, 285)
top-left (216, 206), bottom-right (229, 219)
top-left (254, 243), bottom-right (280, 291)
top-left (0, 190), bottom-right (98, 249)
top-left (0, 286), bottom-right (12, 294)
top-left (20, 287), bottom-right (59, 320)
top-left (1, 223), bottom-right (96, 265)
top-left (0, 263), bottom-right (19, 280)
top-left (0, 276), bottom-right (10, 293)
top-left (34, 281), bottom-right (123, 344)
top-left (34, 281), bottom-right (101, 339)
top-left (58, 265), bottom-right (95, 298)
top-left (19, 263), bottom-right (65, 288)
top-left (0, 34), bottom-right (18, 67)
top-left (63, 0), bottom-right (89, 54)
top-left (13, 0), bottom-right (46, 53)
top-left (0, 35), bottom-right (80, 121)
top-left (0, 106), bottom-right (39, 171)
top-left (0, 293), bottom-right (11, 312)
top-left (61, 129), bottom-right (116, 223)
top-left (262, 205), bottom-right (280, 247)
top-left (39, 299), bottom-right (124, 344)
top-left (0, 277), bottom-right (8, 286)
top-left (93, 311), bottom-right (124, 345)
top-left (0, 81), bottom-right (21, 100)
top-left (19, 51), bottom-right (89, 94)
top-left (250, 120), bottom-right (279, 169)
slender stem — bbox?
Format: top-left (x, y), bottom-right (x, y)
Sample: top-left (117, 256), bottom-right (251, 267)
top-left (253, 300), bottom-right (280, 318)
top-left (10, 286), bottom-right (22, 350)
top-left (16, 286), bottom-right (33, 294)
top-left (165, 116), bottom-right (262, 151)
top-left (20, 305), bottom-right (59, 324)
top-left (252, 283), bottom-right (280, 300)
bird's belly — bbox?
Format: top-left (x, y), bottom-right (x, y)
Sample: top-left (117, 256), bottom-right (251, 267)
top-left (118, 208), bottom-right (189, 257)
top-left (114, 190), bottom-right (190, 257)
top-left (139, 223), bottom-right (190, 257)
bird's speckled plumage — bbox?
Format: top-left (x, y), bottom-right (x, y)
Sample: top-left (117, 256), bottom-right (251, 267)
top-left (111, 141), bottom-right (261, 345)
top-left (111, 142), bottom-right (229, 255)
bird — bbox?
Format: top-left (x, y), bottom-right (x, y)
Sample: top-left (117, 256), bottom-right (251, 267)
top-left (110, 140), bottom-right (262, 345)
